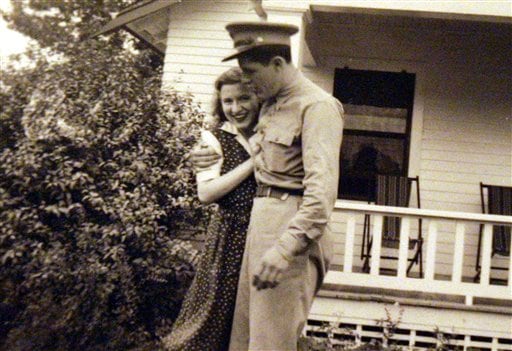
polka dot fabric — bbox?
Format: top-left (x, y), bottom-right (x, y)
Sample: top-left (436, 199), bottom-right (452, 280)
top-left (163, 128), bottom-right (256, 351)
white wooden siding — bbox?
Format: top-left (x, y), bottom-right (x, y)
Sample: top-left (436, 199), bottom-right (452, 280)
top-left (161, 0), bottom-right (512, 279)
top-left (301, 6), bottom-right (510, 278)
top-left (162, 0), bottom-right (252, 108)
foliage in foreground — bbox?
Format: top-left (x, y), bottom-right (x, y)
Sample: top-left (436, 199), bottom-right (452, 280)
top-left (0, 40), bottom-right (208, 350)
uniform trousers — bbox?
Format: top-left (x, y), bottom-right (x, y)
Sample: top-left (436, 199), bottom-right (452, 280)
top-left (229, 195), bottom-right (318, 351)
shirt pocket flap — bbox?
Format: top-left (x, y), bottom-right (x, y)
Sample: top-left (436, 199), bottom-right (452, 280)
top-left (263, 127), bottom-right (295, 146)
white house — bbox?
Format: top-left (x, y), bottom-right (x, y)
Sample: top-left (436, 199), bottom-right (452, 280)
top-left (97, 0), bottom-right (512, 348)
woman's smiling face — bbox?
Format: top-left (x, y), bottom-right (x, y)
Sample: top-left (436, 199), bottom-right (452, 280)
top-left (220, 83), bottom-right (259, 136)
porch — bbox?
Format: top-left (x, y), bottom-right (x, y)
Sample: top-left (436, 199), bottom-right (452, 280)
top-left (307, 202), bottom-right (512, 350)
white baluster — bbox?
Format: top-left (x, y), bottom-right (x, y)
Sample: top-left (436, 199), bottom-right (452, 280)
top-left (397, 217), bottom-right (410, 278)
top-left (491, 337), bottom-right (499, 351)
top-left (480, 224), bottom-right (493, 285)
top-left (464, 335), bottom-right (471, 350)
top-left (424, 220), bottom-right (438, 280)
top-left (409, 330), bottom-right (416, 349)
top-left (370, 215), bottom-right (383, 275)
top-left (452, 221), bottom-right (465, 283)
top-left (344, 214), bottom-right (356, 273)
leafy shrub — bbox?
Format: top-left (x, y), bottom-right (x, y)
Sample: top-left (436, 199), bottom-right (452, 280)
top-left (0, 41), bottom-right (208, 350)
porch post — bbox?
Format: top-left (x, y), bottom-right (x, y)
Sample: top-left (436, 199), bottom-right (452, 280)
top-left (264, 5), bottom-right (314, 69)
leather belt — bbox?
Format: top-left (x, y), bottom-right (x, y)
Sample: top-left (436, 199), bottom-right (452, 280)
top-left (255, 185), bottom-right (303, 199)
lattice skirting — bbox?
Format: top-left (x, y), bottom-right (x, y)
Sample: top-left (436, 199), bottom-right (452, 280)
top-left (307, 297), bottom-right (512, 350)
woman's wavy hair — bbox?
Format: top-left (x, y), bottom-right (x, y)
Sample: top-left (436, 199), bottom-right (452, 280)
top-left (211, 67), bottom-right (256, 124)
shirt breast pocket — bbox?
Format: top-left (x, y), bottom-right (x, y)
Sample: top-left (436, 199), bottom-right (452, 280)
top-left (261, 128), bottom-right (298, 172)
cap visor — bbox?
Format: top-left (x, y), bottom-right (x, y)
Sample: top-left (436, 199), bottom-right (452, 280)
top-left (222, 44), bottom-right (290, 62)
top-left (221, 46), bottom-right (257, 62)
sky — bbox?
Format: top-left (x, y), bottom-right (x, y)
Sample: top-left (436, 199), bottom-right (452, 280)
top-left (0, 1), bottom-right (31, 70)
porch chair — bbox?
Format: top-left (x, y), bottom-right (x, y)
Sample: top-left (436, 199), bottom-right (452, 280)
top-left (474, 182), bottom-right (512, 281)
top-left (361, 174), bottom-right (423, 277)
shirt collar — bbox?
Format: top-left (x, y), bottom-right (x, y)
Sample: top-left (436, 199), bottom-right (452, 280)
top-left (264, 69), bottom-right (303, 111)
top-left (275, 70), bottom-right (303, 100)
top-left (220, 120), bottom-right (240, 135)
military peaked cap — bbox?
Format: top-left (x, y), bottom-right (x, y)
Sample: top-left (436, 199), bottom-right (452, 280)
top-left (222, 21), bottom-right (298, 62)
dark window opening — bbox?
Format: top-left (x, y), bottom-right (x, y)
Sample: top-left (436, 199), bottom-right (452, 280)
top-left (334, 68), bottom-right (415, 201)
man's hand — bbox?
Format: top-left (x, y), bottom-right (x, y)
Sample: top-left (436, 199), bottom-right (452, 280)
top-left (190, 143), bottom-right (220, 170)
top-left (252, 246), bottom-right (290, 290)
top-left (248, 132), bottom-right (262, 156)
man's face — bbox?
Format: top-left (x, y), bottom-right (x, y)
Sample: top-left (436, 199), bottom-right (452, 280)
top-left (238, 58), bottom-right (279, 101)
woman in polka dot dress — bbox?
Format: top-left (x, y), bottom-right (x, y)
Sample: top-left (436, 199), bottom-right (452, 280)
top-left (163, 67), bottom-right (260, 351)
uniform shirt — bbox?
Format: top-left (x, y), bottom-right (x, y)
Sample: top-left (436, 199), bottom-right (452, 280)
top-left (253, 70), bottom-right (344, 257)
top-left (196, 121), bottom-right (254, 183)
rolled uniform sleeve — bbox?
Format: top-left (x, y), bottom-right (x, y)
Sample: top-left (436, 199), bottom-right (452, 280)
top-left (276, 100), bottom-right (343, 259)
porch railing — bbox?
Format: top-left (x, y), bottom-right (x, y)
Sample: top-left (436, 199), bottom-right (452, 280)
top-left (325, 201), bottom-right (512, 306)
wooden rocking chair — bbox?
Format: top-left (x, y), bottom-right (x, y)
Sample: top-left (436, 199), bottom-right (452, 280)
top-left (361, 174), bottom-right (423, 277)
top-left (474, 182), bottom-right (512, 282)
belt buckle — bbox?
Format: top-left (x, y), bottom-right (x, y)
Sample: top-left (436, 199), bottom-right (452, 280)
top-left (265, 186), bottom-right (272, 197)
top-left (280, 192), bottom-right (289, 200)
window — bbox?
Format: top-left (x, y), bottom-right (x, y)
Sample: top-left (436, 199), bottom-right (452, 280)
top-left (334, 68), bottom-right (415, 201)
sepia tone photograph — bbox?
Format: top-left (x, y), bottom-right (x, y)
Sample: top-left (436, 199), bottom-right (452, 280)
top-left (1, 1), bottom-right (511, 350)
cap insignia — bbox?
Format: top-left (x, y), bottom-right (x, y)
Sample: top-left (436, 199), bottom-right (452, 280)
top-left (234, 38), bottom-right (255, 47)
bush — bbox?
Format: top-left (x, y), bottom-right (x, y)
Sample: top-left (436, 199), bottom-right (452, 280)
top-left (0, 41), bottom-right (208, 350)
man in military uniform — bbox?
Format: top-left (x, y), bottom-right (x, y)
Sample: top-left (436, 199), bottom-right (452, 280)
top-left (193, 22), bottom-right (344, 350)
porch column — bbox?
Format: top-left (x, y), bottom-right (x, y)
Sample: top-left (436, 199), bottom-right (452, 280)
top-left (265, 5), bottom-right (315, 68)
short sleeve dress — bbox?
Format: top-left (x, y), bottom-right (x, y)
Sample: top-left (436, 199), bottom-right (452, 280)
top-left (163, 125), bottom-right (256, 351)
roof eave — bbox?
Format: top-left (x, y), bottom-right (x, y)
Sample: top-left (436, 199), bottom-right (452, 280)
top-left (92, 0), bottom-right (179, 38)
